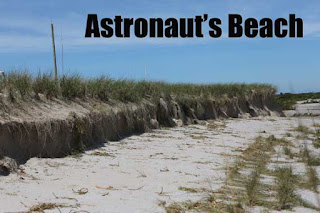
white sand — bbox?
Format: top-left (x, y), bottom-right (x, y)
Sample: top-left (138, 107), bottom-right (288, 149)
top-left (1, 110), bottom-right (320, 212)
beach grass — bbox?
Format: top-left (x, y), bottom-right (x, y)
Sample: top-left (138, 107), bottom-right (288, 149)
top-left (0, 70), bottom-right (276, 103)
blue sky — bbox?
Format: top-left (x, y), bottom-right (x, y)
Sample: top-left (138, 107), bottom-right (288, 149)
top-left (0, 0), bottom-right (319, 93)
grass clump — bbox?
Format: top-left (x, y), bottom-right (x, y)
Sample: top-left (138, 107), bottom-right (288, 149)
top-left (29, 202), bottom-right (68, 212)
top-left (274, 167), bottom-right (298, 210)
top-left (245, 164), bottom-right (266, 206)
top-left (295, 125), bottom-right (312, 134)
top-left (301, 148), bottom-right (320, 166)
top-left (245, 169), bottom-right (260, 206)
top-left (6, 70), bottom-right (32, 99)
top-left (242, 135), bottom-right (287, 163)
top-left (305, 166), bottom-right (320, 192)
top-left (306, 155), bottom-right (320, 166)
top-left (283, 146), bottom-right (295, 159)
top-left (0, 75), bottom-right (6, 92)
top-left (90, 151), bottom-right (115, 157)
top-left (165, 202), bottom-right (184, 213)
top-left (33, 72), bottom-right (59, 99)
top-left (178, 186), bottom-right (204, 193)
top-left (313, 138), bottom-right (320, 149)
top-left (60, 74), bottom-right (87, 99)
top-left (165, 199), bottom-right (244, 213)
top-left (87, 76), bottom-right (112, 101)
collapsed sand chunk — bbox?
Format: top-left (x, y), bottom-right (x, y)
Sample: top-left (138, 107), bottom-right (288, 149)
top-left (0, 156), bottom-right (18, 176)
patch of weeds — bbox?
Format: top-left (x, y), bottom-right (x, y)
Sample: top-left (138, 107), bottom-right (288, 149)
top-left (306, 167), bottom-right (319, 192)
top-left (296, 145), bottom-right (320, 210)
top-left (228, 159), bottom-right (244, 179)
top-left (33, 72), bottom-right (59, 99)
top-left (158, 200), bottom-right (167, 207)
top-left (90, 151), bottom-right (115, 157)
top-left (178, 186), bottom-right (205, 193)
top-left (7, 70), bottom-right (33, 99)
top-left (283, 146), bottom-right (295, 159)
top-left (274, 167), bottom-right (298, 210)
top-left (245, 165), bottom-right (262, 206)
top-left (299, 147), bottom-right (320, 193)
top-left (301, 148), bottom-right (320, 166)
top-left (87, 76), bottom-right (112, 101)
top-left (226, 136), bottom-right (294, 210)
top-left (308, 156), bottom-right (320, 166)
top-left (163, 135), bottom-right (302, 213)
top-left (165, 202), bottom-right (184, 213)
top-left (60, 74), bottom-right (86, 99)
top-left (242, 136), bottom-right (280, 163)
top-left (229, 165), bottom-right (240, 178)
top-left (165, 198), bottom-right (244, 213)
top-left (295, 125), bottom-right (312, 134)
top-left (313, 138), bottom-right (320, 149)
top-left (295, 134), bottom-right (309, 140)
top-left (297, 196), bottom-right (320, 211)
top-left (29, 203), bottom-right (68, 212)
top-left (221, 136), bottom-right (277, 210)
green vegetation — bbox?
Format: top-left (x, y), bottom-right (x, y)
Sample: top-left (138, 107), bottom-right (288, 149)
top-left (165, 134), bottom-right (320, 212)
top-left (274, 167), bottom-right (298, 209)
top-left (295, 125), bottom-right (312, 134)
top-left (283, 146), bottom-right (295, 159)
top-left (178, 186), bottom-right (204, 193)
top-left (29, 203), bottom-right (71, 212)
top-left (33, 72), bottom-right (59, 99)
top-left (0, 71), bottom-right (276, 103)
top-left (6, 70), bottom-right (33, 99)
top-left (275, 92), bottom-right (320, 110)
top-left (245, 166), bottom-right (261, 206)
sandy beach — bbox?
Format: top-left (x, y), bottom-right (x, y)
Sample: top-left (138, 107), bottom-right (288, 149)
top-left (1, 101), bottom-right (320, 212)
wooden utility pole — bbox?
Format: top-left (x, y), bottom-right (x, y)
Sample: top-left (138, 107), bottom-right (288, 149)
top-left (51, 22), bottom-right (58, 83)
top-left (61, 32), bottom-right (64, 74)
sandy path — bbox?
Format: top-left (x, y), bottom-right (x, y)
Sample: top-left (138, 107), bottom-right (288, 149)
top-left (0, 115), bottom-right (319, 212)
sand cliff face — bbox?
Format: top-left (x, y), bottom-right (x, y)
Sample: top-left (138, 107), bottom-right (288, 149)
top-left (0, 93), bottom-right (283, 161)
